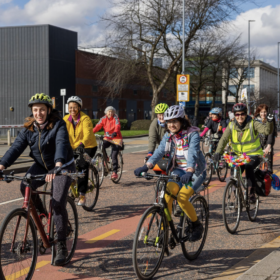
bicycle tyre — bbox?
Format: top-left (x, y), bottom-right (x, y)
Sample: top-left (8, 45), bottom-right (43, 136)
top-left (246, 192), bottom-right (259, 222)
top-left (203, 153), bottom-right (212, 186)
top-left (200, 140), bottom-right (207, 156)
top-left (222, 181), bottom-right (241, 234)
top-left (82, 166), bottom-right (100, 211)
top-left (51, 196), bottom-right (78, 266)
top-left (132, 205), bottom-right (168, 280)
top-left (112, 152), bottom-right (123, 184)
top-left (181, 196), bottom-right (209, 260)
top-left (0, 208), bottom-right (38, 280)
top-left (94, 153), bottom-right (105, 187)
top-left (217, 159), bottom-right (228, 182)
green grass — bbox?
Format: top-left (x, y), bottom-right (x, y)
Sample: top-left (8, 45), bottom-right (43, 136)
top-left (95, 130), bottom-right (148, 137)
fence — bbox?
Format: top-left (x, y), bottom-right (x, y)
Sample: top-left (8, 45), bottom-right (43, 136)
top-left (0, 125), bottom-right (24, 146)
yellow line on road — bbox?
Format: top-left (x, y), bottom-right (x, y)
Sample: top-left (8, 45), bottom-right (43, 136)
top-left (6, 261), bottom-right (50, 280)
top-left (85, 229), bottom-right (120, 244)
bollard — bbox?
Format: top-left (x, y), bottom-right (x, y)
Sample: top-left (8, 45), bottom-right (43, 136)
top-left (7, 130), bottom-right (11, 146)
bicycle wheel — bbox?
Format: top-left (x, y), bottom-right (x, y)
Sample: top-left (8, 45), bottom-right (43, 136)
top-left (222, 181), bottom-right (241, 234)
top-left (111, 152), bottom-right (123, 184)
top-left (217, 159), bottom-right (228, 182)
top-left (246, 191), bottom-right (259, 222)
top-left (132, 206), bottom-right (168, 280)
top-left (0, 208), bottom-right (38, 280)
top-left (200, 139), bottom-right (208, 156)
top-left (82, 167), bottom-right (100, 211)
top-left (203, 153), bottom-right (212, 186)
top-left (51, 196), bottom-right (78, 266)
top-left (94, 153), bottom-right (105, 187)
top-left (180, 196), bottom-right (209, 260)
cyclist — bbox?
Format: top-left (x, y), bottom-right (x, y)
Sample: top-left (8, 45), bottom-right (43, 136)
top-left (64, 96), bottom-right (97, 206)
top-left (93, 106), bottom-right (122, 180)
top-left (147, 103), bottom-right (169, 159)
top-left (0, 93), bottom-right (75, 266)
top-left (134, 105), bottom-right (206, 242)
top-left (214, 103), bottom-right (274, 203)
top-left (202, 112), bottom-right (212, 128)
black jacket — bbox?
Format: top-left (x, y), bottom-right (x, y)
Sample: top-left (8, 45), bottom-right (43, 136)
top-left (0, 119), bottom-right (73, 171)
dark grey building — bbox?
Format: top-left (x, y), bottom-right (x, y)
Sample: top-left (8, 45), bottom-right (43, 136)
top-left (0, 24), bottom-right (77, 129)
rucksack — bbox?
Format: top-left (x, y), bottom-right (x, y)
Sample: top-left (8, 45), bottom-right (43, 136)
top-left (254, 169), bottom-right (272, 197)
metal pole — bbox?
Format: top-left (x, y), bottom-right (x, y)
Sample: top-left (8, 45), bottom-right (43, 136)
top-left (278, 42), bottom-right (280, 126)
top-left (248, 20), bottom-right (255, 115)
top-left (63, 96), bottom-right (65, 117)
top-left (182, 0), bottom-right (185, 74)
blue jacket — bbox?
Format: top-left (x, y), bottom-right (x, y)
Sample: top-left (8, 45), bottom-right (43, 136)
top-left (147, 130), bottom-right (206, 176)
top-left (0, 119), bottom-right (73, 171)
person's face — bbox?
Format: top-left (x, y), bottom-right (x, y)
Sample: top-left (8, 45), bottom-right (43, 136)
top-left (166, 118), bottom-right (181, 133)
top-left (68, 102), bottom-right (80, 118)
top-left (235, 111), bottom-right (247, 124)
top-left (32, 104), bottom-right (49, 124)
top-left (157, 113), bottom-right (165, 123)
top-left (212, 114), bottom-right (219, 120)
top-left (106, 110), bottom-right (114, 118)
top-left (209, 113), bottom-right (212, 118)
top-left (260, 109), bottom-right (267, 120)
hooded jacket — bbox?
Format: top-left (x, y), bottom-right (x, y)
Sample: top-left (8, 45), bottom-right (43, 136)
top-left (148, 118), bottom-right (166, 153)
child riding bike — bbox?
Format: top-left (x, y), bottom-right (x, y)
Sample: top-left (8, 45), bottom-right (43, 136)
top-left (134, 105), bottom-right (206, 242)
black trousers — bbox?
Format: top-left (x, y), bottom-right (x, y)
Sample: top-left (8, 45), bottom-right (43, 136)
top-left (103, 140), bottom-right (120, 173)
top-left (268, 146), bottom-right (273, 172)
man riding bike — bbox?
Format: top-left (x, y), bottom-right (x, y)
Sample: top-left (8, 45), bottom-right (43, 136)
top-left (214, 103), bottom-right (274, 203)
top-left (0, 93), bottom-right (75, 266)
top-left (147, 103), bottom-right (169, 159)
top-left (93, 106), bottom-right (123, 180)
top-left (134, 105), bottom-right (206, 242)
top-left (64, 96), bottom-right (97, 206)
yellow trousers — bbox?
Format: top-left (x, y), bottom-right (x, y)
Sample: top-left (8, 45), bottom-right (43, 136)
top-left (165, 182), bottom-right (197, 222)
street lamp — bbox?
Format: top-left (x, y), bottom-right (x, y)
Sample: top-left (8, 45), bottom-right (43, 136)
top-left (278, 42), bottom-right (280, 126)
top-left (248, 20), bottom-right (255, 115)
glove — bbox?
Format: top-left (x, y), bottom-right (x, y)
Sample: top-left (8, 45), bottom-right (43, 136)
top-left (213, 153), bottom-right (221, 163)
top-left (0, 170), bottom-right (3, 180)
top-left (111, 132), bottom-right (117, 138)
top-left (48, 166), bottom-right (61, 175)
top-left (267, 114), bottom-right (274, 122)
top-left (180, 172), bottom-right (193, 185)
top-left (134, 165), bottom-right (149, 176)
top-left (147, 152), bottom-right (153, 157)
top-left (76, 143), bottom-right (85, 155)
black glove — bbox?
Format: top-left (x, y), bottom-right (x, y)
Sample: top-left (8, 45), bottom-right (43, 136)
top-left (267, 114), bottom-right (274, 122)
top-left (112, 132), bottom-right (117, 138)
top-left (180, 172), bottom-right (193, 185)
top-left (213, 153), bottom-right (221, 163)
top-left (76, 143), bottom-right (85, 155)
top-left (134, 165), bottom-right (149, 176)
top-left (0, 170), bottom-right (3, 179)
top-left (48, 166), bottom-right (61, 175)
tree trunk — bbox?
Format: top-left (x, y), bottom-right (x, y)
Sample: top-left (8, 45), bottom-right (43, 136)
top-left (211, 92), bottom-right (216, 109)
top-left (194, 91), bottom-right (200, 117)
top-left (151, 92), bottom-right (159, 120)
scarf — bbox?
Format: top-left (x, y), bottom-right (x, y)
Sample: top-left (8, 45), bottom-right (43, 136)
top-left (165, 130), bottom-right (189, 154)
top-left (157, 119), bottom-right (165, 128)
top-left (34, 121), bottom-right (48, 130)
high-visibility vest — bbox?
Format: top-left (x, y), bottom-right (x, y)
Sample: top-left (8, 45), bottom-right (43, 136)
top-left (230, 121), bottom-right (263, 156)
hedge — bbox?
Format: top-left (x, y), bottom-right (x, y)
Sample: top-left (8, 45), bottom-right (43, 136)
top-left (92, 119), bottom-right (128, 131)
top-left (130, 119), bottom-right (152, 130)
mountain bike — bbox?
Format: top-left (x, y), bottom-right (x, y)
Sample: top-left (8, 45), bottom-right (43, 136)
top-left (94, 134), bottom-right (124, 186)
top-left (132, 172), bottom-right (209, 280)
top-left (0, 170), bottom-right (83, 280)
top-left (42, 152), bottom-right (99, 212)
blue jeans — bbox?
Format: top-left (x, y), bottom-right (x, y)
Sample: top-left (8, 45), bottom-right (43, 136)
top-left (169, 168), bottom-right (206, 193)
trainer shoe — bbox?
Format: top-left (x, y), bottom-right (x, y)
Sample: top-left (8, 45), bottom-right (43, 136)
top-left (111, 172), bottom-right (118, 180)
top-left (77, 195), bottom-right (86, 206)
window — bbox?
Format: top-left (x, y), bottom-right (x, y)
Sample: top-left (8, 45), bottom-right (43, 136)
top-left (92, 111), bottom-right (98, 119)
top-left (228, 85), bottom-right (237, 96)
top-left (163, 92), bottom-right (167, 97)
top-left (133, 90), bottom-right (137, 95)
top-left (230, 68), bottom-right (239, 79)
top-left (243, 84), bottom-right (255, 93)
top-left (92, 85), bottom-right (98, 92)
top-left (244, 67), bottom-right (255, 78)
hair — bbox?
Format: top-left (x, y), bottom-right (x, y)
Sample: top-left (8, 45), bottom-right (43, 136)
top-left (68, 101), bottom-right (81, 109)
top-left (24, 108), bottom-right (61, 131)
top-left (254, 104), bottom-right (269, 119)
top-left (165, 117), bottom-right (192, 133)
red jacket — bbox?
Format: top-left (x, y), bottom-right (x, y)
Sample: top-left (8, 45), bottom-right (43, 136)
top-left (93, 115), bottom-right (122, 139)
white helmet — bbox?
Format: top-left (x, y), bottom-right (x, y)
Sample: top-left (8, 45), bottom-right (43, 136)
top-left (164, 105), bottom-right (185, 120)
top-left (67, 96), bottom-right (83, 107)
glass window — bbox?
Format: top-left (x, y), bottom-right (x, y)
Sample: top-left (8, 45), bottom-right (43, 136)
top-left (244, 67), bottom-right (255, 78)
top-left (92, 85), bottom-right (98, 92)
top-left (243, 84), bottom-right (255, 93)
top-left (92, 111), bottom-right (98, 119)
top-left (228, 85), bottom-right (237, 96)
top-left (230, 68), bottom-right (239, 79)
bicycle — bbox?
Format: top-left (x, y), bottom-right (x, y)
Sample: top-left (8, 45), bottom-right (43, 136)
top-left (0, 170), bottom-right (83, 280)
top-left (222, 155), bottom-right (267, 234)
top-left (42, 152), bottom-right (100, 212)
top-left (94, 134), bottom-right (124, 186)
top-left (132, 172), bottom-right (209, 280)
top-left (200, 135), bottom-right (211, 156)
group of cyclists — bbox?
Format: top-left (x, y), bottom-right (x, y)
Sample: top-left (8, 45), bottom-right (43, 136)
top-left (0, 93), bottom-right (276, 274)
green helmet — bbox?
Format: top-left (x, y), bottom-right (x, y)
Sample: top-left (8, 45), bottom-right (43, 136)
top-left (155, 103), bottom-right (169, 114)
top-left (28, 93), bottom-right (53, 108)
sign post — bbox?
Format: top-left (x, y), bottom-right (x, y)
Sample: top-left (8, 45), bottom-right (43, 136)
top-left (241, 88), bottom-right (248, 108)
top-left (60, 89), bottom-right (66, 116)
top-left (177, 74), bottom-right (190, 102)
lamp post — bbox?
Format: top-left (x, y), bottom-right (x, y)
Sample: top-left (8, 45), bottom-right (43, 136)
top-left (278, 42), bottom-right (280, 126)
top-left (248, 20), bottom-right (255, 115)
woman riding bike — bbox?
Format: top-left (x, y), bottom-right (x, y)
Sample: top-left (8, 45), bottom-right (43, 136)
top-left (0, 93), bottom-right (75, 266)
top-left (134, 105), bottom-right (206, 242)
top-left (147, 103), bottom-right (169, 159)
top-left (93, 106), bottom-right (123, 180)
top-left (63, 96), bottom-right (97, 206)
top-left (214, 103), bottom-right (274, 203)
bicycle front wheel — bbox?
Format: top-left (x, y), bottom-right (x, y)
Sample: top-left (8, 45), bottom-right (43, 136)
top-left (203, 153), bottom-right (212, 186)
top-left (51, 196), bottom-right (78, 266)
top-left (132, 206), bottom-right (168, 280)
top-left (217, 159), bottom-right (228, 182)
top-left (181, 196), bottom-right (209, 260)
top-left (94, 153), bottom-right (105, 187)
top-left (247, 192), bottom-right (259, 222)
top-left (222, 181), bottom-right (241, 234)
top-left (0, 208), bottom-right (38, 280)
top-left (111, 152), bottom-right (123, 184)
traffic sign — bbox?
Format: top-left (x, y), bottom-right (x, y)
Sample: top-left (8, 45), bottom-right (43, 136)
top-left (177, 74), bottom-right (190, 102)
top-left (60, 89), bottom-right (66, 96)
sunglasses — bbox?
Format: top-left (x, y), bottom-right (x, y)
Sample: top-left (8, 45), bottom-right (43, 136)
top-left (235, 113), bottom-right (246, 117)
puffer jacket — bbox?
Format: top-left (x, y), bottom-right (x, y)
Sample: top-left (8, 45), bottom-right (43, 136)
top-left (0, 119), bottom-right (73, 171)
top-left (63, 111), bottom-right (97, 149)
top-left (148, 118), bottom-right (166, 153)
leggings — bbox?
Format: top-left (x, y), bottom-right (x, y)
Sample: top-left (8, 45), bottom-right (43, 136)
top-left (103, 140), bottom-right (120, 172)
top-left (20, 162), bottom-right (76, 241)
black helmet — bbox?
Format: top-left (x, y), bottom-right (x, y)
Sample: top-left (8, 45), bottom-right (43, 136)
top-left (232, 103), bottom-right (247, 113)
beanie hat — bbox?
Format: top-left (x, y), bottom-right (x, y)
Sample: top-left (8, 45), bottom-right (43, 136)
top-left (104, 106), bottom-right (116, 114)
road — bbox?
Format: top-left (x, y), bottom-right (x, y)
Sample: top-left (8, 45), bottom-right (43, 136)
top-left (1, 136), bottom-right (280, 280)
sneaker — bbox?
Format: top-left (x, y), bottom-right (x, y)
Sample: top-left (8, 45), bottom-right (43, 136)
top-left (186, 220), bottom-right (204, 242)
top-left (174, 204), bottom-right (182, 217)
top-left (54, 241), bottom-right (68, 266)
top-left (249, 193), bottom-right (256, 204)
top-left (77, 195), bottom-right (86, 206)
top-left (111, 172), bottom-right (118, 180)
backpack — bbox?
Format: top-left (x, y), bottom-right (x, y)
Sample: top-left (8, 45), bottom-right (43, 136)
top-left (254, 169), bottom-right (272, 197)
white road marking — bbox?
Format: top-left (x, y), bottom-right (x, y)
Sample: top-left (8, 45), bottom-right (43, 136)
top-left (0, 197), bottom-right (23, 206)
top-left (132, 150), bottom-right (147, 154)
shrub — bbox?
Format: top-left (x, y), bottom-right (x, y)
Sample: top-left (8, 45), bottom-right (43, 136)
top-left (130, 119), bottom-right (152, 130)
top-left (92, 119), bottom-right (128, 131)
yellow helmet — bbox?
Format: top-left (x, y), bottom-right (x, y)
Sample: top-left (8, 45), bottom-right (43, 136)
top-left (28, 93), bottom-right (53, 108)
top-left (155, 103), bottom-right (169, 114)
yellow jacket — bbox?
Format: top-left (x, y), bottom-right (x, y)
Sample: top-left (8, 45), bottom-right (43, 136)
top-left (63, 112), bottom-right (97, 149)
